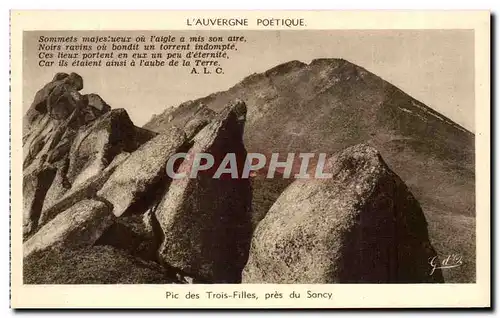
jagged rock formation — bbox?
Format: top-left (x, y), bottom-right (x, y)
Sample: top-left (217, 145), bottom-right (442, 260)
top-left (64, 109), bottom-right (140, 188)
top-left (22, 74), bottom-right (254, 284)
top-left (22, 73), bottom-right (154, 239)
top-left (38, 152), bottom-right (129, 228)
top-left (97, 127), bottom-right (186, 217)
top-left (242, 144), bottom-right (443, 283)
top-left (22, 73), bottom-right (181, 284)
top-left (144, 59), bottom-right (475, 283)
top-left (24, 199), bottom-right (113, 258)
top-left (155, 100), bottom-right (252, 283)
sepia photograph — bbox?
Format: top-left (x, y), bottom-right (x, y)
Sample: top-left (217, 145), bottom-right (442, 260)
top-left (10, 10), bottom-right (491, 308)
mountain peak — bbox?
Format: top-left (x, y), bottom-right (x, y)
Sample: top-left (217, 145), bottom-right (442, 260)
top-left (263, 60), bottom-right (307, 76)
top-left (309, 57), bottom-right (348, 67)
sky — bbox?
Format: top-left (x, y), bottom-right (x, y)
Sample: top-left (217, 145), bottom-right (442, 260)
top-left (23, 30), bottom-right (474, 131)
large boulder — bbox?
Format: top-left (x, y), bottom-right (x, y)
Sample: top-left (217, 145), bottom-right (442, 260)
top-left (23, 107), bottom-right (148, 239)
top-left (22, 73), bottom-right (162, 240)
top-left (45, 83), bottom-right (83, 121)
top-left (66, 109), bottom-right (139, 188)
top-left (23, 166), bottom-right (57, 238)
top-left (155, 100), bottom-right (252, 283)
top-left (29, 72), bottom-right (84, 121)
top-left (23, 73), bottom-right (118, 174)
top-left (242, 144), bottom-right (443, 283)
top-left (84, 93), bottom-right (111, 113)
top-left (22, 73), bottom-right (94, 238)
top-left (23, 116), bottom-right (57, 168)
top-left (23, 199), bottom-right (114, 258)
top-left (26, 72), bottom-right (70, 125)
top-left (97, 127), bottom-right (186, 217)
top-left (23, 115), bottom-right (78, 171)
top-left (40, 160), bottom-right (71, 213)
top-left (37, 152), bottom-right (130, 228)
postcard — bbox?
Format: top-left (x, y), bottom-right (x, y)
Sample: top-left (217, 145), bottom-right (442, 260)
top-left (10, 10), bottom-right (491, 308)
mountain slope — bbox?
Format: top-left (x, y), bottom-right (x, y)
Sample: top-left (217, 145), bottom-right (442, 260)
top-left (144, 58), bottom-right (475, 283)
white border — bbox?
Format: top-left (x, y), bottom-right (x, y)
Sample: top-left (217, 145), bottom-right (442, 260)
top-left (7, 8), bottom-right (492, 311)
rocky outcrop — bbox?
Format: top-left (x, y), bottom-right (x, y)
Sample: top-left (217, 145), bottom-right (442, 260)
top-left (84, 93), bottom-right (111, 114)
top-left (23, 167), bottom-right (57, 237)
top-left (22, 73), bottom-right (156, 238)
top-left (38, 152), bottom-right (130, 228)
top-left (25, 73), bottom-right (81, 124)
top-left (242, 144), bottom-right (443, 284)
top-left (97, 127), bottom-right (186, 217)
top-left (41, 163), bottom-right (70, 213)
top-left (66, 109), bottom-right (139, 188)
top-left (35, 110), bottom-right (139, 215)
top-left (155, 100), bottom-right (252, 283)
top-left (24, 199), bottom-right (114, 259)
top-left (23, 73), bottom-right (193, 284)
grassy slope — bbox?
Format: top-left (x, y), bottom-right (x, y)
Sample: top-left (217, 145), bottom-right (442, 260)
top-left (24, 245), bottom-right (182, 284)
